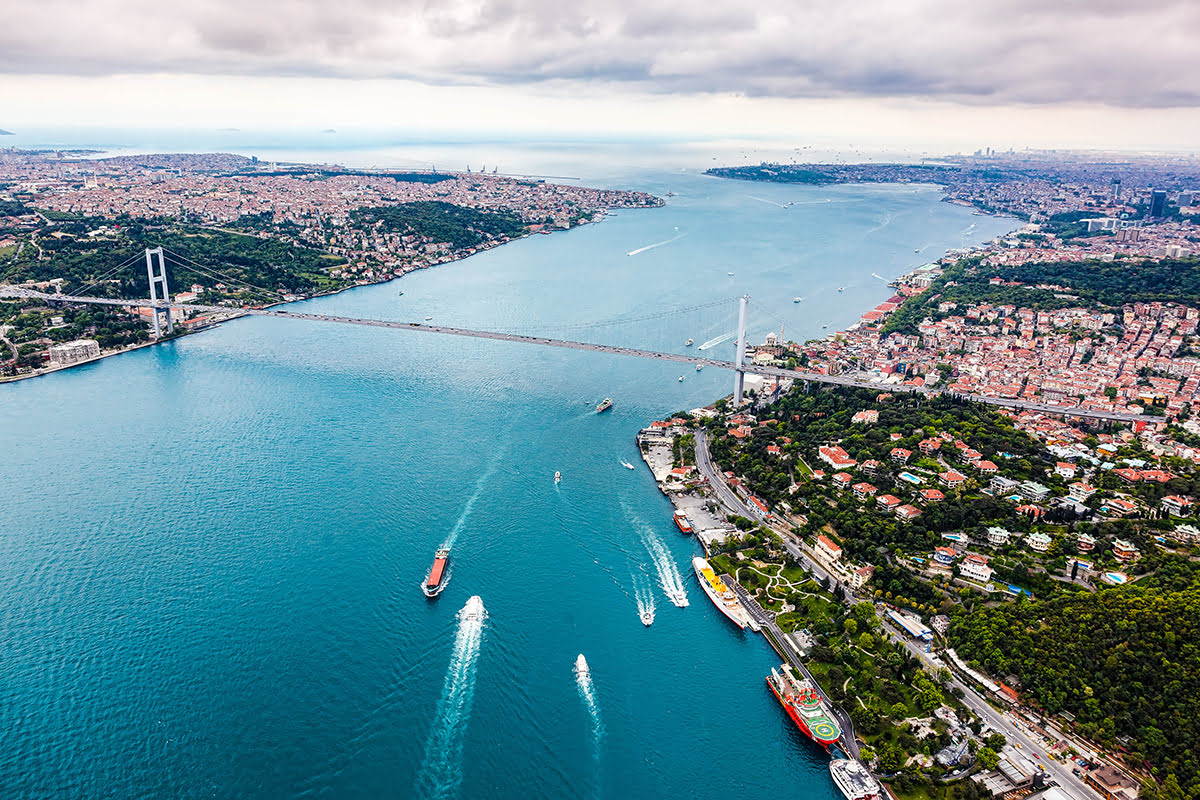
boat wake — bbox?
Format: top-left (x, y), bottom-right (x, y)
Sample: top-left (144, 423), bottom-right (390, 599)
top-left (441, 450), bottom-right (505, 550)
top-left (626, 231), bottom-right (687, 256)
top-left (698, 332), bottom-right (735, 351)
top-left (574, 654), bottom-right (605, 758)
top-left (637, 525), bottom-right (689, 607)
top-left (634, 575), bottom-right (656, 625)
top-left (414, 595), bottom-right (488, 800)
top-left (747, 195), bottom-right (788, 209)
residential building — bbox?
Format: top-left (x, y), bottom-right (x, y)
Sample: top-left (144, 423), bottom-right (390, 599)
top-left (1085, 764), bottom-right (1139, 800)
top-left (852, 482), bottom-right (878, 500)
top-left (818, 445), bottom-right (857, 470)
top-left (1161, 495), bottom-right (1193, 516)
top-left (920, 488), bottom-right (945, 504)
top-left (1076, 533), bottom-right (1096, 553)
top-left (986, 526), bottom-right (1012, 546)
top-left (1025, 532), bottom-right (1053, 553)
top-left (890, 447), bottom-right (912, 464)
top-left (1112, 539), bottom-right (1140, 563)
top-left (816, 534), bottom-right (843, 562)
top-left (961, 554), bottom-right (994, 583)
top-left (1019, 481), bottom-right (1051, 502)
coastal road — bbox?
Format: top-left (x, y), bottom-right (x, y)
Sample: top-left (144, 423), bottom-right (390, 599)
top-left (2, 288), bottom-right (1156, 425)
top-left (874, 610), bottom-right (1100, 800)
top-left (694, 429), bottom-right (760, 521)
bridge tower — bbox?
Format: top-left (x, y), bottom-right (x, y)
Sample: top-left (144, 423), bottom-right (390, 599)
top-left (144, 247), bottom-right (173, 337)
top-left (733, 294), bottom-right (749, 405)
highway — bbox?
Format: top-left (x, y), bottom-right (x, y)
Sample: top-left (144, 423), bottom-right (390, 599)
top-left (0, 287), bottom-right (1156, 425)
top-left (874, 609), bottom-right (1100, 800)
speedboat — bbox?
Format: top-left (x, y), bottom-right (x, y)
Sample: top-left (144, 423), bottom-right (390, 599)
top-left (554, 471), bottom-right (561, 484)
top-left (837, 287), bottom-right (845, 293)
top-left (685, 338), bottom-right (694, 346)
top-left (424, 315), bottom-right (433, 320)
top-left (640, 609), bottom-right (655, 626)
top-left (696, 364), bottom-right (703, 371)
top-left (621, 461), bottom-right (636, 470)
top-left (727, 271), bottom-right (735, 276)
top-left (678, 376), bottom-right (685, 382)
top-left (793, 297), bottom-right (803, 303)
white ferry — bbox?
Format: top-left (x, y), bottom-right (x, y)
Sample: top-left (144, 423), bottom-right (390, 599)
top-left (829, 759), bottom-right (880, 800)
top-left (692, 556), bottom-right (756, 631)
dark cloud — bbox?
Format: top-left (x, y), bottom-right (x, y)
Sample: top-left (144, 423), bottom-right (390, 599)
top-left (3, 0), bottom-right (1198, 107)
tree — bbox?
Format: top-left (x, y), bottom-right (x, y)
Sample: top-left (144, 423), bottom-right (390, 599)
top-left (858, 632), bottom-right (876, 651)
top-left (1160, 775), bottom-right (1184, 800)
top-left (844, 618), bottom-right (859, 636)
top-left (976, 746), bottom-right (1000, 771)
top-left (891, 702), bottom-right (908, 719)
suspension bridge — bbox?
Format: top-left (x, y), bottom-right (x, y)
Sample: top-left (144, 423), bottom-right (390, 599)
top-left (0, 247), bottom-right (1152, 423)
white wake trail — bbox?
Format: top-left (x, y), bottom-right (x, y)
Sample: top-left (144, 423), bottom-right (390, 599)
top-left (414, 596), bottom-right (488, 800)
top-left (626, 231), bottom-right (687, 256)
top-left (639, 526), bottom-right (689, 607)
top-left (574, 654), bottom-right (605, 754)
top-left (441, 451), bottom-right (504, 550)
top-left (698, 331), bottom-right (735, 351)
top-left (634, 575), bottom-right (656, 625)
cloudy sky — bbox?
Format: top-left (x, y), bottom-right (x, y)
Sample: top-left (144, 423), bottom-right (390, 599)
top-left (3, 0), bottom-right (1199, 150)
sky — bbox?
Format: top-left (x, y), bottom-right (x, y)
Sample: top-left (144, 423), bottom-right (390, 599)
top-left (3, 0), bottom-right (1200, 152)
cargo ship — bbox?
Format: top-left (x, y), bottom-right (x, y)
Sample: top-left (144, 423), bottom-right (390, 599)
top-left (596, 398), bottom-right (613, 413)
top-left (673, 510), bottom-right (694, 534)
top-left (766, 663), bottom-right (842, 748)
top-left (423, 547), bottom-right (450, 598)
top-left (830, 759), bottom-right (881, 800)
top-left (692, 556), bottom-right (755, 630)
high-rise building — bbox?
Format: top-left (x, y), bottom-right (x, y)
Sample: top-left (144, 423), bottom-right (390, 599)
top-left (1111, 179), bottom-right (1121, 202)
top-left (1179, 191), bottom-right (1193, 208)
top-left (1148, 189), bottom-right (1167, 218)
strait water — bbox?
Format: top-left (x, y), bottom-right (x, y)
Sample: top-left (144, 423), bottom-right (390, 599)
top-left (0, 157), bottom-right (1016, 798)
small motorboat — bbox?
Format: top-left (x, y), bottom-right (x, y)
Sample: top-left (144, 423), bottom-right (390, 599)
top-left (678, 376), bottom-right (685, 382)
top-left (621, 461), bottom-right (636, 470)
top-left (554, 471), bottom-right (562, 484)
top-left (696, 364), bottom-right (703, 371)
top-left (793, 297), bottom-right (803, 303)
top-left (685, 338), bottom-right (694, 346)
top-left (424, 316), bottom-right (433, 320)
top-left (640, 609), bottom-right (655, 626)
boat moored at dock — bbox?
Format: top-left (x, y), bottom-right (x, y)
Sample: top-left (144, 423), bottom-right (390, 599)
top-left (692, 556), bottom-right (753, 630)
top-left (673, 510), bottom-right (694, 534)
top-left (830, 759), bottom-right (881, 800)
top-left (423, 547), bottom-right (451, 597)
top-left (766, 663), bottom-right (842, 748)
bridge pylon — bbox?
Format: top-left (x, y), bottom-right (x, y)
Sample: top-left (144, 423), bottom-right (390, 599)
top-left (733, 294), bottom-right (749, 405)
top-left (144, 247), bottom-right (173, 337)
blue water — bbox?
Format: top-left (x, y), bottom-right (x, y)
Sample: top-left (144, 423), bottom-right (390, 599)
top-left (0, 158), bottom-right (1016, 797)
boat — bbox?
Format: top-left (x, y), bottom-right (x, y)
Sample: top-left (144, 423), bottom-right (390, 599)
top-left (696, 364), bottom-right (703, 371)
top-left (830, 759), bottom-right (881, 800)
top-left (793, 297), bottom-right (803, 303)
top-left (822, 324), bottom-right (828, 328)
top-left (685, 338), bottom-right (694, 346)
top-left (674, 510), bottom-right (694, 534)
top-left (621, 461), bottom-right (636, 470)
top-left (424, 316), bottom-right (433, 320)
top-left (766, 663), bottom-right (842, 748)
top-left (595, 398), bottom-right (613, 413)
top-left (692, 556), bottom-right (756, 630)
top-left (837, 287), bottom-right (845, 292)
top-left (554, 471), bottom-right (561, 484)
top-left (678, 375), bottom-right (685, 382)
top-left (422, 547), bottom-right (451, 597)
top-left (460, 594), bottom-right (486, 622)
top-left (640, 608), bottom-right (655, 626)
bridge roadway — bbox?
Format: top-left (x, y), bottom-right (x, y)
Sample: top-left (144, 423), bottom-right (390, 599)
top-left (1, 288), bottom-right (1153, 424)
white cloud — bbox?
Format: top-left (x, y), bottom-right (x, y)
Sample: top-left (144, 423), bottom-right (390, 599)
top-left (2, 0), bottom-right (1199, 107)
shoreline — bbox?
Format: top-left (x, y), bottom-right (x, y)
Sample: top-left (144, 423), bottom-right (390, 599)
top-left (0, 205), bottom-right (639, 384)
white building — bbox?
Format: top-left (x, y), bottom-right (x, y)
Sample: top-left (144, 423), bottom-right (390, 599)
top-left (47, 339), bottom-right (100, 367)
top-left (986, 526), bottom-right (1012, 546)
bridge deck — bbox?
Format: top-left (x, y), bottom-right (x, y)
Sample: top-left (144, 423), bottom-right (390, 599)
top-left (0, 288), bottom-right (1152, 424)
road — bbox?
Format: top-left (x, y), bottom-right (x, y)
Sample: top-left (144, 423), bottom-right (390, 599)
top-left (0, 287), bottom-right (1156, 425)
top-left (874, 609), bottom-right (1100, 800)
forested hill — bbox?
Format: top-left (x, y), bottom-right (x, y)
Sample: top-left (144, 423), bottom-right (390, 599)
top-left (349, 201), bottom-right (526, 249)
top-left (951, 561), bottom-right (1200, 794)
